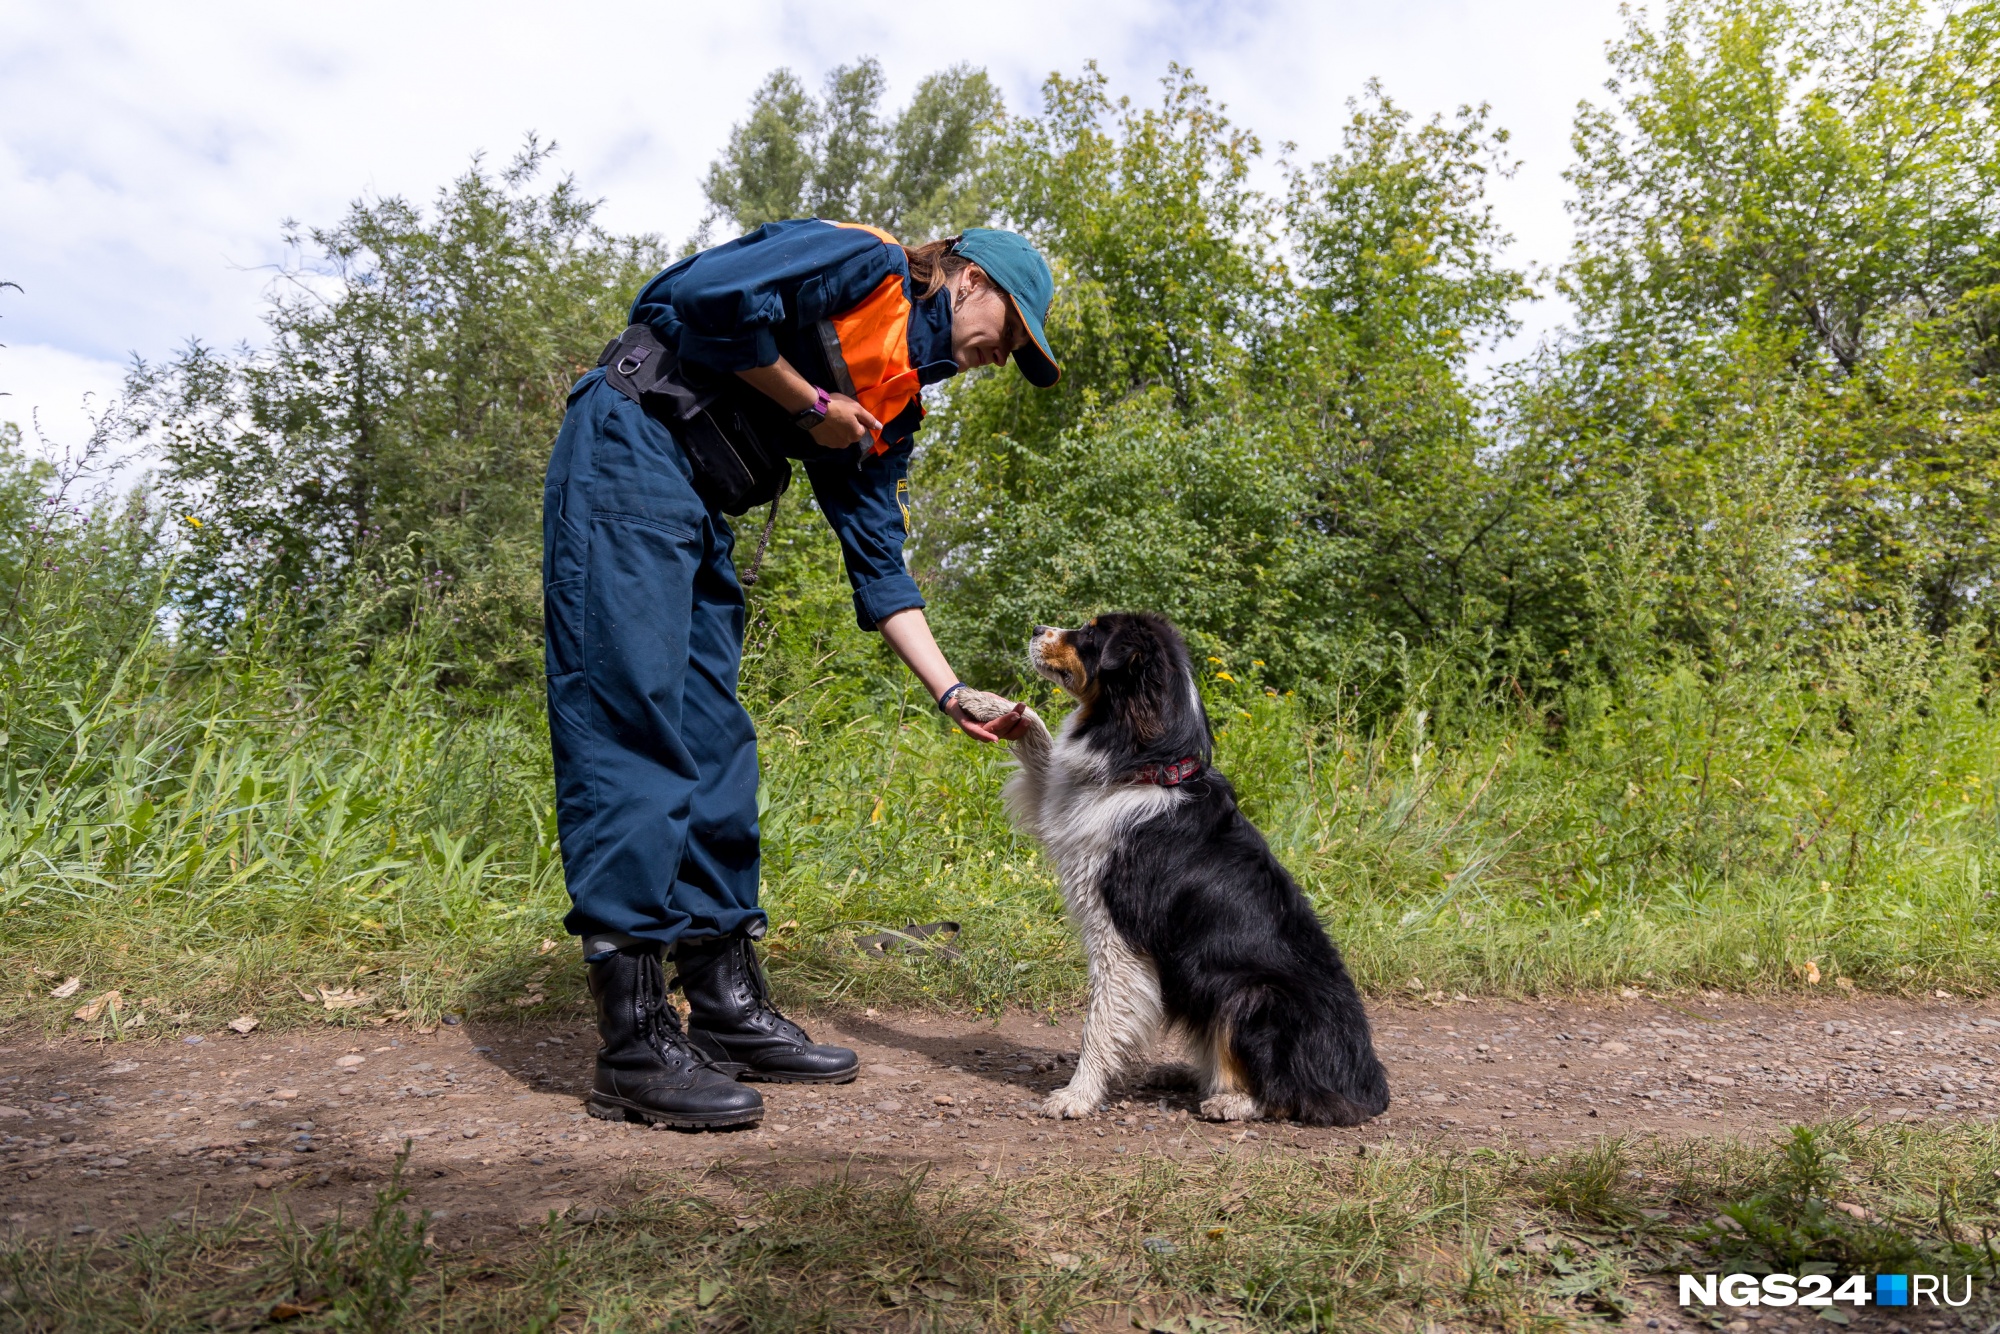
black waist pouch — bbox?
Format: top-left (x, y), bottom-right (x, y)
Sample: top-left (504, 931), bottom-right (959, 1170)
top-left (596, 324), bottom-right (795, 515)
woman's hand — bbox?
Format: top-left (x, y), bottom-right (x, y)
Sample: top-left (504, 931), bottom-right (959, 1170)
top-left (946, 696), bottom-right (1030, 744)
top-left (810, 393), bottom-right (882, 450)
top-left (735, 360), bottom-right (879, 449)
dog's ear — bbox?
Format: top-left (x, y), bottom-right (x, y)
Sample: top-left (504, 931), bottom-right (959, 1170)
top-left (1097, 626), bottom-right (1146, 676)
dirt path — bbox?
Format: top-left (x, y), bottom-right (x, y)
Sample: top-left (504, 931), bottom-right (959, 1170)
top-left (4, 992), bottom-right (1995, 1247)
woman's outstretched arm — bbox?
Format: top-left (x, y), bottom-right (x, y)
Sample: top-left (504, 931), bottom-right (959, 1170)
top-left (878, 607), bottom-right (1028, 744)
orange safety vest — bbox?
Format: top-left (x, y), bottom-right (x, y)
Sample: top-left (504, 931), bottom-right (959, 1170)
top-left (827, 222), bottom-right (922, 454)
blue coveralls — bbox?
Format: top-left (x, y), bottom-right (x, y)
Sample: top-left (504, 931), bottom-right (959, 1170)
top-left (543, 220), bottom-right (958, 950)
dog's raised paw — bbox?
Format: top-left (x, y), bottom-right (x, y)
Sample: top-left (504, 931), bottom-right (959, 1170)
top-left (1039, 1086), bottom-right (1100, 1119)
top-left (950, 688), bottom-right (1018, 723)
top-left (1199, 1093), bottom-right (1259, 1123)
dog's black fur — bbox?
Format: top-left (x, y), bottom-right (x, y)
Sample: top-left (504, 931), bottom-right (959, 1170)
top-left (1053, 613), bottom-right (1390, 1126)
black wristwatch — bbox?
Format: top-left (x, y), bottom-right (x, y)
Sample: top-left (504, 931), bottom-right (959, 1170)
top-left (793, 386), bottom-right (831, 430)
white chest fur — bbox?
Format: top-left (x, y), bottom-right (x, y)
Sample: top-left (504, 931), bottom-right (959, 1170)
top-left (1004, 713), bottom-right (1175, 1117)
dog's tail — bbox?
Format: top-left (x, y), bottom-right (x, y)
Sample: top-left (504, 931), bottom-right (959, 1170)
top-left (1226, 978), bottom-right (1391, 1128)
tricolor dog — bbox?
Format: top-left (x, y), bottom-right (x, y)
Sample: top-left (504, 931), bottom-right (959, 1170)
top-left (955, 614), bottom-right (1390, 1124)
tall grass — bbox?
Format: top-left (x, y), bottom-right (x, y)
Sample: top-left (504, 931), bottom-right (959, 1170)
top-left (5, 446), bottom-right (2000, 1027)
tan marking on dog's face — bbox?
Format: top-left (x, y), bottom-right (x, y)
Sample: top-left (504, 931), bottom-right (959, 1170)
top-left (1028, 624), bottom-right (1098, 705)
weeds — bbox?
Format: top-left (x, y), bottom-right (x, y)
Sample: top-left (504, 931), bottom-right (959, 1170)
top-left (7, 1123), bottom-right (1997, 1330)
top-left (9, 437), bottom-right (2000, 1027)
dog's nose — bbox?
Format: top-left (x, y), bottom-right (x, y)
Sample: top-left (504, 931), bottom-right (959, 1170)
top-left (1033, 625), bottom-right (1052, 638)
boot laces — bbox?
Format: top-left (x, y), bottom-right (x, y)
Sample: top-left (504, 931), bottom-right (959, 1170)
top-left (737, 940), bottom-right (809, 1043)
top-left (640, 954), bottom-right (714, 1070)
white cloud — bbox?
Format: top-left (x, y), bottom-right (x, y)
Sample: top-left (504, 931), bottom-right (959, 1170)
top-left (1, 0), bottom-right (1629, 387)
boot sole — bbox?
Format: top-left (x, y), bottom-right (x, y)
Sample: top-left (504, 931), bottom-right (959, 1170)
top-left (700, 1058), bottom-right (859, 1085)
top-left (741, 1065), bottom-right (858, 1085)
top-left (691, 1038), bottom-right (861, 1085)
top-left (585, 1093), bottom-right (763, 1131)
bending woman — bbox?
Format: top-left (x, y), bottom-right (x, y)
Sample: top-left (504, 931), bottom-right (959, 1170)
top-left (543, 222), bottom-right (1057, 1128)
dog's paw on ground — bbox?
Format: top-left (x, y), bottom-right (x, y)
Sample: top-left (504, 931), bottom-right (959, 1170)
top-left (1199, 1093), bottom-right (1259, 1122)
top-left (1039, 1086), bottom-right (1101, 1119)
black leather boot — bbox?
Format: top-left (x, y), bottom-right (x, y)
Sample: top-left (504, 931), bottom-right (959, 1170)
top-left (585, 944), bottom-right (764, 1129)
top-left (675, 936), bottom-right (859, 1083)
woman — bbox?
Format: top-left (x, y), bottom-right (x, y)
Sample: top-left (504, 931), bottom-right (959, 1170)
top-left (543, 221), bottom-right (1055, 1129)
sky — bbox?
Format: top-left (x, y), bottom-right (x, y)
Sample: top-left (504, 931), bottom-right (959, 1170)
top-left (0, 0), bottom-right (1631, 455)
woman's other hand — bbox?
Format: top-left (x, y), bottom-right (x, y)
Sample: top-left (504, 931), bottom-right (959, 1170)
top-left (735, 360), bottom-right (880, 449)
top-left (810, 393), bottom-right (882, 449)
top-left (947, 696), bottom-right (1029, 744)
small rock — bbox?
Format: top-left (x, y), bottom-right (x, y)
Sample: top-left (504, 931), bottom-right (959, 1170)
top-left (237, 1119), bottom-right (259, 1130)
top-left (1599, 1040), bottom-right (1631, 1055)
top-left (461, 1128), bottom-right (479, 1139)
top-left (182, 1035), bottom-right (203, 1046)
top-left (334, 1055), bottom-right (365, 1069)
top-left (58, 1132), bottom-right (76, 1143)
top-left (0, 1107), bottom-right (28, 1120)
top-left (867, 1064), bottom-right (905, 1077)
top-left (1140, 1236), bottom-right (1177, 1255)
top-left (875, 1100), bottom-right (904, 1114)
top-left (274, 1089), bottom-right (300, 1101)
top-left (101, 1157), bottom-right (128, 1168)
top-left (227, 1016), bottom-right (259, 1035)
top-left (69, 1224), bottom-right (95, 1235)
top-left (932, 1094), bottom-right (955, 1106)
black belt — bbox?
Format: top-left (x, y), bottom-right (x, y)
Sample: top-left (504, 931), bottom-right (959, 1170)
top-left (594, 324), bottom-right (792, 516)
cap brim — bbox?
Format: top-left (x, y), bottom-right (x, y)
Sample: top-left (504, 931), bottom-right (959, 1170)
top-left (1004, 293), bottom-right (1061, 388)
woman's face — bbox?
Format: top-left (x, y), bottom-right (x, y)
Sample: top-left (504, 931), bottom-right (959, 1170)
top-left (949, 266), bottom-right (1027, 371)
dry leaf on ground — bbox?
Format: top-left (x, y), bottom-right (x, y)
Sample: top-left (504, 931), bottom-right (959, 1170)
top-left (49, 977), bottom-right (81, 999)
top-left (72, 990), bottom-right (120, 1023)
top-left (316, 986), bottom-right (372, 1011)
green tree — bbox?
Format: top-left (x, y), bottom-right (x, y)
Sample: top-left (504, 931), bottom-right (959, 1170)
top-left (702, 59), bottom-right (1003, 240)
top-left (920, 74), bottom-right (1539, 688)
top-left (125, 141), bottom-right (663, 669)
top-left (1533, 0), bottom-right (2000, 630)
top-left (1273, 88), bottom-right (1537, 645)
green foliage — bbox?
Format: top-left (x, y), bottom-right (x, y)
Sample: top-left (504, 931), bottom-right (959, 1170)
top-left (702, 59), bottom-right (1003, 240)
top-left (1530, 0), bottom-right (2000, 630)
top-left (122, 141), bottom-right (664, 673)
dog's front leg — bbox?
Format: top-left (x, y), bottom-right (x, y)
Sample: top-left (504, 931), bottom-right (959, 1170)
top-left (1042, 922), bottom-right (1161, 1119)
top-left (950, 688), bottom-right (1055, 835)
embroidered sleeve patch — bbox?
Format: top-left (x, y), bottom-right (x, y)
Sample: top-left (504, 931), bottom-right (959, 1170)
top-left (896, 478), bottom-right (911, 531)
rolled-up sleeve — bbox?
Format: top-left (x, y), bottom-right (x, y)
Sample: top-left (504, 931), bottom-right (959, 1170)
top-left (805, 439), bottom-right (924, 631)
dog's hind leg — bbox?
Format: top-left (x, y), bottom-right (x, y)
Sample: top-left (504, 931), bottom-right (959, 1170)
top-left (1193, 1021), bottom-right (1260, 1122)
top-left (1041, 925), bottom-right (1161, 1119)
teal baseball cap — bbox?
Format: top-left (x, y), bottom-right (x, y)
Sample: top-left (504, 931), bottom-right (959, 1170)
top-left (951, 228), bottom-right (1061, 387)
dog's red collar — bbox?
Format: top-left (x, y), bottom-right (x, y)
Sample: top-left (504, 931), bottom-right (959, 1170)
top-left (1132, 756), bottom-right (1204, 786)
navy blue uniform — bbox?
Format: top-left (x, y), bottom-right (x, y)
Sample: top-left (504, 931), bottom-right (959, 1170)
top-left (544, 221), bottom-right (955, 949)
